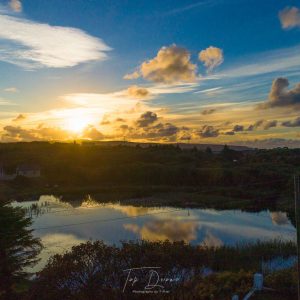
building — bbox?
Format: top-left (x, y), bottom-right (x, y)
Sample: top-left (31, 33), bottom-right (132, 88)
top-left (16, 164), bottom-right (41, 178)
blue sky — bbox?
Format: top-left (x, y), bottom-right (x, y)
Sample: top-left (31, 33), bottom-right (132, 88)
top-left (0, 0), bottom-right (299, 147)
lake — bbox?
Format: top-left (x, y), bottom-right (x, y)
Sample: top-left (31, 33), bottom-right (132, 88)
top-left (13, 195), bottom-right (296, 272)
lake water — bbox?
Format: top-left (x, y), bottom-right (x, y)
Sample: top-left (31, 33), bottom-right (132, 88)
top-left (13, 195), bottom-right (296, 272)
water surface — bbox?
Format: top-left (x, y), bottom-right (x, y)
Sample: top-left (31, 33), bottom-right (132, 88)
top-left (13, 195), bottom-right (296, 271)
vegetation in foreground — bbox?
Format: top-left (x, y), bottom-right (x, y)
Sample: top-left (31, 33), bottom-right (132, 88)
top-left (0, 200), bottom-right (42, 300)
top-left (26, 240), bottom-right (297, 300)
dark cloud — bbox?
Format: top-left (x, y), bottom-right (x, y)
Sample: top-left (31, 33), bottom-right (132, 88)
top-left (258, 78), bottom-right (300, 109)
top-left (136, 111), bottom-right (158, 127)
top-left (147, 123), bottom-right (179, 138)
top-left (282, 116), bottom-right (300, 127)
top-left (247, 119), bottom-right (277, 131)
top-left (201, 108), bottom-right (216, 115)
top-left (179, 133), bottom-right (192, 141)
top-left (197, 125), bottom-right (219, 138)
top-left (247, 125), bottom-right (254, 131)
top-left (224, 131), bottom-right (235, 135)
top-left (233, 125), bottom-right (244, 132)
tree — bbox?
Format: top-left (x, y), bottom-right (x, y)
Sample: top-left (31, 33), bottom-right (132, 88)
top-left (0, 199), bottom-right (42, 299)
top-left (205, 146), bottom-right (212, 155)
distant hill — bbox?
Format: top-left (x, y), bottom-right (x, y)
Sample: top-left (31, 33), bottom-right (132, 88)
top-left (80, 140), bottom-right (252, 152)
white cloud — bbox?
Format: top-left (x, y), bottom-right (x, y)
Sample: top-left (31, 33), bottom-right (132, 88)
top-left (0, 13), bottom-right (111, 68)
top-left (4, 87), bottom-right (18, 93)
top-left (9, 0), bottom-right (22, 13)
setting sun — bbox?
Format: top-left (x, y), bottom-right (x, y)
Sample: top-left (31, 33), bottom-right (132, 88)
top-left (65, 115), bottom-right (92, 133)
top-left (65, 110), bottom-right (92, 133)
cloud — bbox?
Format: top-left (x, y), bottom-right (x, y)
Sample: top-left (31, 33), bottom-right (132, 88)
top-left (126, 85), bottom-right (150, 99)
top-left (197, 125), bottom-right (219, 138)
top-left (279, 7), bottom-right (300, 29)
top-left (258, 78), bottom-right (300, 109)
top-left (124, 219), bottom-right (198, 242)
top-left (146, 123), bottom-right (179, 138)
top-left (9, 0), bottom-right (22, 12)
top-left (179, 132), bottom-right (192, 141)
top-left (0, 13), bottom-right (111, 68)
top-left (224, 131), bottom-right (235, 135)
top-left (1, 124), bottom-right (71, 141)
top-left (163, 0), bottom-right (218, 16)
top-left (131, 45), bottom-right (197, 83)
top-left (245, 120), bottom-right (278, 131)
top-left (136, 111), bottom-right (158, 127)
top-left (282, 116), bottom-right (300, 127)
top-left (202, 231), bottom-right (223, 247)
top-left (123, 71), bottom-right (140, 80)
top-left (263, 120), bottom-right (277, 130)
top-left (201, 108), bottom-right (216, 115)
top-left (253, 119), bottom-right (264, 128)
top-left (4, 87), bottom-right (18, 93)
top-left (127, 116), bottom-right (182, 141)
top-left (82, 125), bottom-right (104, 140)
top-left (199, 46), bottom-right (224, 72)
top-left (270, 212), bottom-right (289, 225)
top-left (247, 120), bottom-right (264, 131)
top-left (233, 125), bottom-right (244, 132)
top-left (115, 118), bottom-right (125, 122)
top-left (219, 45), bottom-right (300, 79)
top-left (13, 113), bottom-right (26, 122)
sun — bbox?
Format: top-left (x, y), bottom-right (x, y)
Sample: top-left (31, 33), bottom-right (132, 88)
top-left (65, 116), bottom-right (91, 133)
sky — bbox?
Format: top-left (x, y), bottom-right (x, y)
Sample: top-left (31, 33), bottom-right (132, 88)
top-left (0, 0), bottom-right (300, 148)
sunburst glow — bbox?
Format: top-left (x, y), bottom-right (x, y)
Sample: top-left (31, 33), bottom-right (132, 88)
top-left (65, 114), bottom-right (92, 133)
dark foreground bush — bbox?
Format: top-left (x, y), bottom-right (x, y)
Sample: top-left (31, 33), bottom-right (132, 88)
top-left (24, 240), bottom-right (297, 300)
